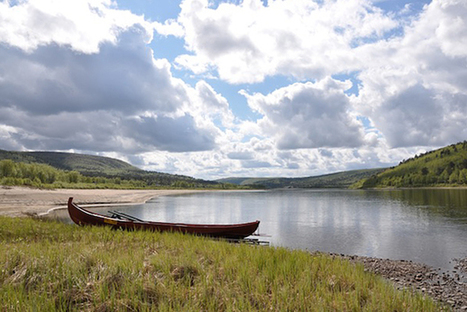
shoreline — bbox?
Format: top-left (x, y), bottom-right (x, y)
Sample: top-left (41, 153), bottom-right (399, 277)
top-left (325, 252), bottom-right (467, 311)
top-left (2, 186), bottom-right (467, 309)
top-left (0, 186), bottom-right (207, 217)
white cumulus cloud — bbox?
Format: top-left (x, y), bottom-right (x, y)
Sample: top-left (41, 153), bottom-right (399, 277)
top-left (0, 0), bottom-right (153, 53)
top-left (174, 0), bottom-right (398, 83)
top-left (241, 77), bottom-right (365, 149)
top-left (0, 0), bottom-right (232, 154)
top-left (355, 0), bottom-right (467, 148)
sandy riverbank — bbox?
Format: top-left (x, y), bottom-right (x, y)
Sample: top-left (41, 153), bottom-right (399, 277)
top-left (0, 186), bottom-right (204, 217)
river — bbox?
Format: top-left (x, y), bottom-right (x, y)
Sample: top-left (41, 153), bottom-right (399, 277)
top-left (61, 188), bottom-right (467, 271)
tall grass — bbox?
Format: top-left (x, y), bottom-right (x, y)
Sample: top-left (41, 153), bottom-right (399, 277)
top-left (0, 217), bottom-right (442, 311)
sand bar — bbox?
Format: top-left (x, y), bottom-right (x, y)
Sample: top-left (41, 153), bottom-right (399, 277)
top-left (0, 186), bottom-right (203, 217)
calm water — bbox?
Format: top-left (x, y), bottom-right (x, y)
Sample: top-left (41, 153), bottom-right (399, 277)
top-left (61, 189), bottom-right (467, 270)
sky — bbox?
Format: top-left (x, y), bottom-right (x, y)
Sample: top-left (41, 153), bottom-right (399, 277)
top-left (0, 0), bottom-right (466, 180)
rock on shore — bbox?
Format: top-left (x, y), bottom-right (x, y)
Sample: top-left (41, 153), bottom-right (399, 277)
top-left (325, 252), bottom-right (467, 311)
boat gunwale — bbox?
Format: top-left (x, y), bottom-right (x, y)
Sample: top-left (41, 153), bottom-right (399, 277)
top-left (67, 197), bottom-right (260, 238)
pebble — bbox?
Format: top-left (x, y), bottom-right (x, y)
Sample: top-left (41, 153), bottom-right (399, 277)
top-left (321, 252), bottom-right (467, 311)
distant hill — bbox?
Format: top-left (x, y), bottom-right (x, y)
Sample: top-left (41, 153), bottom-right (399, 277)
top-left (217, 168), bottom-right (386, 189)
top-left (0, 150), bottom-right (141, 175)
top-left (216, 177), bottom-right (273, 186)
top-left (0, 149), bottom-right (217, 187)
top-left (352, 141), bottom-right (467, 188)
top-left (11, 143), bottom-right (466, 190)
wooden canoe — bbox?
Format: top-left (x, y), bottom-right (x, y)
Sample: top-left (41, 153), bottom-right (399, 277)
top-left (67, 197), bottom-right (260, 239)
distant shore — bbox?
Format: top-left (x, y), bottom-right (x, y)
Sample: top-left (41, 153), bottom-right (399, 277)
top-left (0, 186), bottom-right (206, 217)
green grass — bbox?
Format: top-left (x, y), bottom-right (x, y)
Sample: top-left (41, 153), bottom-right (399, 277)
top-left (0, 217), bottom-right (442, 311)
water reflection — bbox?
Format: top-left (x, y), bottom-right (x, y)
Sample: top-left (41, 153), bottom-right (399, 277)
top-left (52, 189), bottom-right (467, 270)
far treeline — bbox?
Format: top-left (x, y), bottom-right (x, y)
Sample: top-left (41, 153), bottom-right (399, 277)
top-left (0, 150), bottom-right (246, 190)
top-left (352, 141), bottom-right (467, 188)
top-left (217, 168), bottom-right (386, 189)
top-left (2, 141), bottom-right (467, 190)
top-left (0, 159), bottom-right (246, 189)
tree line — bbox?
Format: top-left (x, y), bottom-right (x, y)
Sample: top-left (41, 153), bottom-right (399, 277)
top-left (0, 159), bottom-right (246, 189)
top-left (0, 159), bottom-right (141, 188)
top-left (355, 141), bottom-right (467, 188)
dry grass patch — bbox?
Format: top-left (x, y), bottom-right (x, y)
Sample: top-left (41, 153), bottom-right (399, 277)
top-left (0, 216), bottom-right (443, 311)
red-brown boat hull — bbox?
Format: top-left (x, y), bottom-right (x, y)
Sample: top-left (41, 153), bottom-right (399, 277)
top-left (67, 197), bottom-right (259, 239)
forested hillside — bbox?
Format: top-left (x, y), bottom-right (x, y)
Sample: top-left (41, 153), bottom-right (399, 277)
top-left (7, 143), bottom-right (466, 190)
top-left (353, 141), bottom-right (467, 188)
top-left (0, 150), bottom-right (145, 175)
top-left (217, 168), bottom-right (386, 189)
top-left (0, 150), bottom-right (237, 189)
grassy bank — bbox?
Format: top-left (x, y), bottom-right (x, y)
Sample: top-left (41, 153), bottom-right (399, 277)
top-left (0, 217), bottom-right (441, 311)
